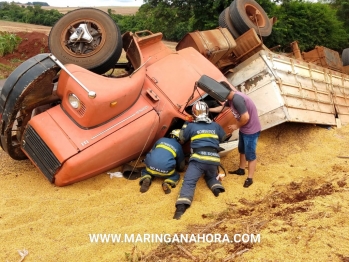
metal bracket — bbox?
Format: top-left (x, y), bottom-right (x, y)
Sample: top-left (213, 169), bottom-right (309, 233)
top-left (69, 24), bottom-right (93, 43)
top-left (48, 53), bottom-right (96, 99)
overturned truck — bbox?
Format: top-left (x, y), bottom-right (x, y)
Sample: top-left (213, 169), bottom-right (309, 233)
top-left (0, 8), bottom-right (237, 186)
top-left (1, 1), bottom-right (348, 186)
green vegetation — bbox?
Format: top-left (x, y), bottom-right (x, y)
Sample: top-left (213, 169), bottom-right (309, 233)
top-left (0, 0), bottom-right (348, 52)
top-left (329, 0), bottom-right (349, 33)
top-left (0, 62), bottom-right (13, 70)
top-left (0, 2), bottom-right (63, 26)
top-left (27, 2), bottom-right (50, 6)
top-left (0, 62), bottom-right (15, 79)
top-left (264, 1), bottom-right (349, 52)
top-left (109, 0), bottom-right (349, 52)
top-left (10, 58), bottom-right (22, 63)
top-left (108, 1), bottom-right (235, 41)
top-left (0, 31), bottom-right (21, 56)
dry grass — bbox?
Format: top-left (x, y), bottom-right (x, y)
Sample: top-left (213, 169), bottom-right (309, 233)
top-left (0, 21), bottom-right (52, 35)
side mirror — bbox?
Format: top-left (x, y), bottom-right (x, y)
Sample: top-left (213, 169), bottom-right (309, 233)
top-left (196, 75), bottom-right (231, 102)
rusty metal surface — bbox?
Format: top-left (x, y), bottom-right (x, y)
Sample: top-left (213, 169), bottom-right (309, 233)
top-left (215, 28), bottom-right (266, 70)
top-left (343, 65), bottom-right (349, 75)
top-left (176, 28), bottom-right (236, 65)
top-left (302, 46), bottom-right (343, 72)
top-left (232, 28), bottom-right (262, 59)
top-left (290, 41), bottom-right (303, 60)
top-left (328, 71), bottom-right (349, 125)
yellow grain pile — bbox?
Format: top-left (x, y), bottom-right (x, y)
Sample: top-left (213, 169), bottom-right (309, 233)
top-left (1, 122), bottom-right (349, 261)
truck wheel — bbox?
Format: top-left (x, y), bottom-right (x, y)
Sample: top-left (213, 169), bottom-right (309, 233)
top-left (230, 0), bottom-right (272, 37)
top-left (0, 54), bottom-right (60, 160)
top-left (342, 48), bottom-right (349, 66)
top-left (219, 7), bottom-right (240, 39)
top-left (48, 8), bottom-right (122, 74)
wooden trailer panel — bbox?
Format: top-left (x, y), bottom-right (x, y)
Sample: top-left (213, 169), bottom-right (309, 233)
top-left (225, 50), bottom-right (343, 129)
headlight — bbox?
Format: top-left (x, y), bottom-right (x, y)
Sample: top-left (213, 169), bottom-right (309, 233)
top-left (68, 94), bottom-right (81, 109)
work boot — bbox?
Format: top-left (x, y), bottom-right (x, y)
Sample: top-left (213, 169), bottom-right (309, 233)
top-left (228, 168), bottom-right (245, 176)
top-left (162, 182), bottom-right (171, 194)
top-left (173, 204), bottom-right (187, 220)
top-left (140, 178), bottom-right (151, 193)
top-left (213, 188), bottom-right (221, 197)
top-left (243, 178), bottom-right (253, 188)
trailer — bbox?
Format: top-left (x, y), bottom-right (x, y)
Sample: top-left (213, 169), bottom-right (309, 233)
top-left (225, 49), bottom-right (349, 130)
top-left (176, 16), bottom-right (349, 130)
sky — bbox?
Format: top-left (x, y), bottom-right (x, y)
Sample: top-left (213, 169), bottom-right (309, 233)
top-left (44, 0), bottom-right (144, 7)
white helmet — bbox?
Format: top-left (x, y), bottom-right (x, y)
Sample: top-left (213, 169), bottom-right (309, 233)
top-left (192, 101), bottom-right (212, 123)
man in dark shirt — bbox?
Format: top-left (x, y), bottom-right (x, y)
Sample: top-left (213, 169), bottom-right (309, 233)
top-left (210, 87), bottom-right (261, 188)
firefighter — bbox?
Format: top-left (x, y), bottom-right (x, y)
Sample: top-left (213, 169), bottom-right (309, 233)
top-left (139, 130), bottom-right (185, 194)
top-left (173, 101), bottom-right (227, 220)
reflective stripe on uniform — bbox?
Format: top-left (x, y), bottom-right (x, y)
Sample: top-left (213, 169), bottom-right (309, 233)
top-left (190, 153), bottom-right (220, 163)
top-left (191, 133), bottom-right (218, 141)
top-left (140, 174), bottom-right (152, 182)
top-left (176, 197), bottom-right (192, 205)
top-left (164, 178), bottom-right (177, 186)
top-left (146, 167), bottom-right (175, 176)
top-left (155, 144), bottom-right (177, 157)
top-left (211, 183), bottom-right (223, 190)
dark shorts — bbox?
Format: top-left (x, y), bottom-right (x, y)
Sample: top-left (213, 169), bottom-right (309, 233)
top-left (238, 131), bottom-right (260, 161)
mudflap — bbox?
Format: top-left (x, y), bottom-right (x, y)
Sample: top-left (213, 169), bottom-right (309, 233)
top-left (0, 53), bottom-right (60, 159)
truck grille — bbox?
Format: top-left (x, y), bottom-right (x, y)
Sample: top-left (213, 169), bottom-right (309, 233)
top-left (22, 125), bottom-right (61, 183)
top-left (77, 101), bottom-right (86, 116)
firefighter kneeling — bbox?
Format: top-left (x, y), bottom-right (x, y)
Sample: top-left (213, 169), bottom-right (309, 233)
top-left (139, 130), bottom-right (185, 194)
top-left (174, 101), bottom-right (227, 220)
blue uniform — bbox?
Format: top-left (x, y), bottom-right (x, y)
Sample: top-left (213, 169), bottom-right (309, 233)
top-left (181, 121), bottom-right (226, 165)
top-left (140, 137), bottom-right (185, 187)
top-left (176, 121), bottom-right (227, 206)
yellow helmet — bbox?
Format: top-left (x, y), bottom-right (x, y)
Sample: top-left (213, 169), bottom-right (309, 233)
top-left (170, 129), bottom-right (180, 140)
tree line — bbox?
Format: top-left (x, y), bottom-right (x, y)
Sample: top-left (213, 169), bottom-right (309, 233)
top-left (0, 2), bottom-right (63, 26)
top-left (0, 0), bottom-right (348, 52)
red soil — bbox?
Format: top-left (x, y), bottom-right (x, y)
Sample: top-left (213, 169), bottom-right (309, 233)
top-left (0, 31), bottom-right (49, 71)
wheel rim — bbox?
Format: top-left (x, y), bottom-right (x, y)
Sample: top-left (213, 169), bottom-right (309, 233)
top-left (60, 19), bottom-right (107, 58)
top-left (245, 4), bottom-right (266, 28)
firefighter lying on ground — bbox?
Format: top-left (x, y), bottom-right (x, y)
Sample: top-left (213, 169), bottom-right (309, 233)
top-left (139, 130), bottom-right (185, 194)
top-left (173, 101), bottom-right (227, 220)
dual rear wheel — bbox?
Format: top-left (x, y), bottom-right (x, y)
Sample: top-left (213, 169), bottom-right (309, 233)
top-left (219, 0), bottom-right (272, 39)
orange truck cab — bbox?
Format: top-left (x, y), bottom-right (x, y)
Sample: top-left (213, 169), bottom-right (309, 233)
top-left (0, 31), bottom-right (235, 186)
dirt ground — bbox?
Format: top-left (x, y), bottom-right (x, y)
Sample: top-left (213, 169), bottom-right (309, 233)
top-left (0, 21), bottom-right (51, 79)
top-left (1, 24), bottom-right (349, 262)
top-left (0, 20), bottom-right (52, 34)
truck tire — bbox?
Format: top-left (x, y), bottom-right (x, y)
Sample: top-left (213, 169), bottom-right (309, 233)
top-left (0, 54), bottom-right (60, 159)
top-left (342, 48), bottom-right (349, 66)
top-left (48, 8), bottom-right (122, 74)
top-left (230, 0), bottom-right (272, 37)
top-left (218, 7), bottom-right (241, 39)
